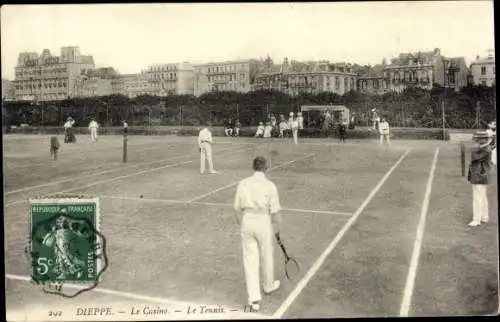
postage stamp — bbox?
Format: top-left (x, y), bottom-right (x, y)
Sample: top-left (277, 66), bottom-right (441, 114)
top-left (27, 196), bottom-right (108, 298)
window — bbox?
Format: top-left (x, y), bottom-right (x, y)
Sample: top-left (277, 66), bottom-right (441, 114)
top-left (482, 80), bottom-right (487, 86)
top-left (481, 66), bottom-right (487, 75)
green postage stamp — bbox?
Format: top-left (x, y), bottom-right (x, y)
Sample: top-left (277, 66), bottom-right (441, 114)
top-left (28, 196), bottom-right (107, 297)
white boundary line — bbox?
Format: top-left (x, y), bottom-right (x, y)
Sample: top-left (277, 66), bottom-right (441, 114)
top-left (3, 142), bottom-right (179, 170)
top-left (5, 274), bottom-right (268, 319)
top-left (272, 148), bottom-right (412, 318)
top-left (5, 145), bottom-right (240, 195)
top-left (4, 146), bottom-right (251, 207)
top-left (399, 147), bottom-right (439, 317)
top-left (100, 195), bottom-right (353, 216)
top-left (187, 153), bottom-right (315, 203)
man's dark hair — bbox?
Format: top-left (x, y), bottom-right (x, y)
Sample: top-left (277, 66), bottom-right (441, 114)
top-left (253, 156), bottom-right (267, 172)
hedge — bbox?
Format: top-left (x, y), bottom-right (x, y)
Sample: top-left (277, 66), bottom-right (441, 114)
top-left (5, 125), bottom-right (450, 140)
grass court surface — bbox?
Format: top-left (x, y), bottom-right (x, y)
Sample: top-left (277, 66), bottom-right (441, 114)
top-left (3, 133), bottom-right (499, 319)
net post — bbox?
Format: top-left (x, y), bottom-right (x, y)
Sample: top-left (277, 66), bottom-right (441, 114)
top-left (123, 127), bottom-right (128, 163)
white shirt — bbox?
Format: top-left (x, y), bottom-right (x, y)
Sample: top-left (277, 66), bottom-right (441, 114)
top-left (234, 172), bottom-right (281, 215)
top-left (263, 125), bottom-right (272, 138)
top-left (198, 127), bottom-right (213, 146)
top-left (64, 121), bottom-right (73, 129)
top-left (256, 125), bottom-right (265, 133)
top-left (379, 121), bottom-right (390, 134)
top-left (291, 119), bottom-right (299, 129)
top-left (88, 121), bottom-right (99, 129)
top-left (297, 116), bottom-right (304, 129)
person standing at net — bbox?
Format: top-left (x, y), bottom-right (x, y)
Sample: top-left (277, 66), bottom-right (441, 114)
top-left (197, 123), bottom-right (218, 174)
top-left (233, 156), bottom-right (281, 312)
top-left (291, 115), bottom-right (299, 145)
top-left (88, 118), bottom-right (99, 143)
top-left (467, 131), bottom-right (492, 227)
top-left (64, 117), bottom-right (75, 143)
top-left (378, 117), bottom-right (390, 146)
top-left (339, 121), bottom-right (347, 143)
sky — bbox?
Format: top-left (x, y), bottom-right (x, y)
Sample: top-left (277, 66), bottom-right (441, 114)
top-left (1, 2), bottom-right (495, 80)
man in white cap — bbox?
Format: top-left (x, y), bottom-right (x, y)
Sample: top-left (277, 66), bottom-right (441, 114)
top-left (88, 118), bottom-right (99, 143)
top-left (291, 115), bottom-right (299, 145)
top-left (233, 156), bottom-right (282, 311)
top-left (378, 117), bottom-right (390, 147)
top-left (197, 122), bottom-right (219, 174)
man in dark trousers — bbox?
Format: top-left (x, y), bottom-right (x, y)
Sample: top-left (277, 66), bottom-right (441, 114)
top-left (467, 131), bottom-right (492, 227)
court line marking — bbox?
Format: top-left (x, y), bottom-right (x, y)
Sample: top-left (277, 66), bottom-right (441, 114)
top-left (5, 274), bottom-right (268, 319)
top-left (272, 148), bottom-right (412, 318)
top-left (3, 142), bottom-right (178, 169)
top-left (4, 144), bottom-right (247, 196)
top-left (5, 156), bottom-right (190, 196)
top-left (187, 153), bottom-right (316, 203)
top-left (100, 195), bottom-right (353, 216)
top-left (4, 145), bottom-right (253, 207)
top-left (400, 147), bottom-right (439, 317)
top-left (4, 144), bottom-right (234, 195)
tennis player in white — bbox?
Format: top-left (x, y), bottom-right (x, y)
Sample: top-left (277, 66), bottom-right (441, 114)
top-left (88, 119), bottom-right (99, 142)
top-left (233, 156), bottom-right (281, 312)
top-left (197, 123), bottom-right (218, 174)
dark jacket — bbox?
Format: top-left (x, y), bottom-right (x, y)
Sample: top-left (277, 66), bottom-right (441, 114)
top-left (468, 146), bottom-right (491, 185)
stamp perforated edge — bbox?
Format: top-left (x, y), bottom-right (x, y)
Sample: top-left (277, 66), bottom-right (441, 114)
top-left (28, 195), bottom-right (102, 285)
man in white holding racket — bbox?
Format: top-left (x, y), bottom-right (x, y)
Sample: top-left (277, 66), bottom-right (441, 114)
top-left (88, 118), bottom-right (99, 143)
top-left (233, 156), bottom-right (281, 312)
top-left (197, 123), bottom-right (219, 174)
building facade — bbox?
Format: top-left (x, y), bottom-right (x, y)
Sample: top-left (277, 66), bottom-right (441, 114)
top-left (142, 62), bottom-right (194, 96)
top-left (382, 48), bottom-right (468, 92)
top-left (2, 79), bottom-right (15, 101)
top-left (13, 47), bottom-right (95, 101)
top-left (470, 53), bottom-right (495, 87)
top-left (111, 73), bottom-right (149, 98)
top-left (75, 67), bottom-right (117, 97)
top-left (253, 58), bottom-right (358, 96)
top-left (193, 59), bottom-right (259, 96)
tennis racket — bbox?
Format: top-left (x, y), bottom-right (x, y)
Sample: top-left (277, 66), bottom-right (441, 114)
top-left (275, 233), bottom-right (300, 280)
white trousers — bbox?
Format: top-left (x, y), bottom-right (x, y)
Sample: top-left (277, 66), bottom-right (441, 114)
top-left (241, 213), bottom-right (275, 303)
top-left (491, 148), bottom-right (497, 166)
top-left (292, 128), bottom-right (298, 145)
top-left (90, 129), bottom-right (98, 142)
top-left (225, 128), bottom-right (233, 136)
top-left (472, 184), bottom-right (489, 223)
top-left (200, 142), bottom-right (214, 173)
top-left (380, 134), bottom-right (390, 145)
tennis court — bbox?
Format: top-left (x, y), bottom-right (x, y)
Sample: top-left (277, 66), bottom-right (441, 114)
top-left (4, 134), bottom-right (498, 319)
